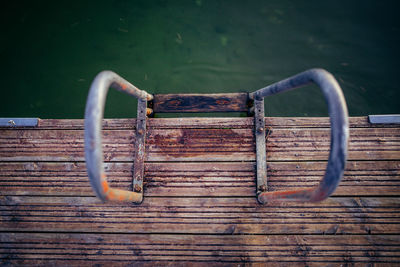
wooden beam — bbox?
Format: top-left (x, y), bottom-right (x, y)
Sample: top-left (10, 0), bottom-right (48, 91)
top-left (152, 93), bottom-right (249, 113)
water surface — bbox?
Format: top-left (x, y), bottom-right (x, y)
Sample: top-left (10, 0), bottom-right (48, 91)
top-left (1, 0), bottom-right (399, 118)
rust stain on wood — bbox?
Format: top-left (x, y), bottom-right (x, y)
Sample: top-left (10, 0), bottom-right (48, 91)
top-left (147, 128), bottom-right (254, 160)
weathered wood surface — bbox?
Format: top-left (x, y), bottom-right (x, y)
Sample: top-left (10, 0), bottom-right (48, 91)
top-left (1, 161), bottom-right (399, 196)
top-left (28, 116), bottom-right (400, 129)
top-left (1, 125), bottom-right (399, 162)
top-left (1, 233), bottom-right (399, 265)
top-left (1, 196), bottom-right (399, 234)
top-left (152, 93), bottom-right (250, 113)
top-left (0, 116), bottom-right (399, 265)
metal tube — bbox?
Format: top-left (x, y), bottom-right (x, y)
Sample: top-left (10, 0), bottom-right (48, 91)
top-left (254, 68), bottom-right (349, 203)
top-left (84, 71), bottom-right (151, 202)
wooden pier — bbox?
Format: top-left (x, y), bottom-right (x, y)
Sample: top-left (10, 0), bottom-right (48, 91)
top-left (1, 116), bottom-right (400, 265)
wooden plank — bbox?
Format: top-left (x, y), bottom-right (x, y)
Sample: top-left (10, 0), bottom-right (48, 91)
top-left (0, 127), bottom-right (399, 162)
top-left (1, 233), bottom-right (399, 265)
top-left (1, 161), bottom-right (399, 197)
top-left (152, 93), bottom-right (249, 113)
top-left (265, 116), bottom-right (400, 128)
top-left (18, 117), bottom-right (397, 130)
top-left (0, 128), bottom-right (253, 162)
top-left (37, 118), bottom-right (254, 130)
top-left (1, 196), bottom-right (400, 234)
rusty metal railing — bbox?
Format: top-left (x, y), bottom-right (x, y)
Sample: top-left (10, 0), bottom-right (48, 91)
top-left (249, 68), bottom-right (349, 203)
top-left (84, 71), bottom-right (153, 203)
top-left (85, 68), bottom-right (348, 204)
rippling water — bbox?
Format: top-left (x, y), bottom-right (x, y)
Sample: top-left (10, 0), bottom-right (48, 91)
top-left (1, 0), bottom-right (399, 118)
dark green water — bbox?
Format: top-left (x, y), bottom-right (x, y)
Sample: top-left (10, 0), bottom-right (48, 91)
top-left (1, 0), bottom-right (399, 118)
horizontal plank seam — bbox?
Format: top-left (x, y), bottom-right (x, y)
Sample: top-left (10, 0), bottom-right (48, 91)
top-left (1, 195), bottom-right (400, 199)
top-left (4, 125), bottom-right (399, 130)
top-left (1, 260), bottom-right (397, 263)
top-left (0, 230), bottom-right (399, 236)
top-left (1, 159), bottom-right (400, 163)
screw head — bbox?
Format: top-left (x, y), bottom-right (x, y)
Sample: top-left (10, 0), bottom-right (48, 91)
top-left (134, 184), bottom-right (142, 192)
top-left (258, 185), bottom-right (267, 192)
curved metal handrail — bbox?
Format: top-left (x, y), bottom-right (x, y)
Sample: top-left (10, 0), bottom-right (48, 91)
top-left (250, 68), bottom-right (349, 203)
top-left (84, 71), bottom-right (153, 202)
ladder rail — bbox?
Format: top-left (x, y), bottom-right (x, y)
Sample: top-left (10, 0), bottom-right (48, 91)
top-left (250, 68), bottom-right (349, 203)
top-left (84, 70), bottom-right (152, 203)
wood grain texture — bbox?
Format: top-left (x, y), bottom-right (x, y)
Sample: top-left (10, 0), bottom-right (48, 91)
top-left (152, 93), bottom-right (249, 113)
top-left (0, 116), bottom-right (399, 265)
top-left (26, 117), bottom-right (400, 129)
top-left (1, 161), bottom-right (399, 197)
top-left (0, 126), bottom-right (398, 162)
top-left (1, 196), bottom-right (399, 234)
top-left (1, 233), bottom-right (399, 265)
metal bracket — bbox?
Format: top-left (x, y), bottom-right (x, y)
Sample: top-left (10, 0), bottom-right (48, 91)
top-left (254, 99), bottom-right (268, 198)
top-left (0, 118), bottom-right (39, 127)
top-left (368, 114), bottom-right (400, 124)
top-left (132, 98), bottom-right (148, 201)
